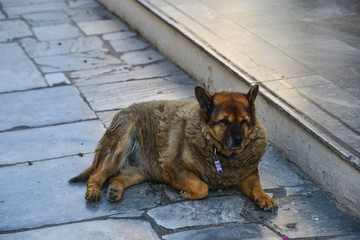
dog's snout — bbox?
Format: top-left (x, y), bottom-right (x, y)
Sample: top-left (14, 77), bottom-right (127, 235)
top-left (233, 134), bottom-right (243, 146)
top-left (227, 134), bottom-right (244, 149)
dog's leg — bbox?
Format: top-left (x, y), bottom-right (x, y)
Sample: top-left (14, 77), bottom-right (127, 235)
top-left (107, 168), bottom-right (147, 202)
top-left (85, 154), bottom-right (112, 202)
top-left (164, 169), bottom-right (209, 200)
top-left (236, 168), bottom-right (277, 211)
top-left (85, 124), bottom-right (136, 202)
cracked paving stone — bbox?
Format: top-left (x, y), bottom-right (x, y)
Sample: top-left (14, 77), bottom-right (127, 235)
top-left (121, 49), bottom-right (165, 65)
top-left (0, 220), bottom-right (160, 240)
top-left (0, 43), bottom-right (46, 93)
top-left (32, 23), bottom-right (82, 41)
top-left (254, 191), bottom-right (360, 238)
top-left (69, 65), bottom-right (132, 81)
top-left (21, 36), bottom-right (107, 57)
top-left (22, 11), bottom-right (71, 27)
top-left (163, 223), bottom-right (280, 240)
top-left (164, 73), bottom-right (197, 85)
top-left (0, 86), bottom-right (96, 131)
top-left (79, 78), bottom-right (196, 111)
top-left (147, 196), bottom-right (245, 229)
top-left (73, 61), bottom-right (182, 86)
top-left (78, 19), bottom-right (129, 35)
top-left (109, 37), bottom-right (148, 52)
top-left (0, 20), bottom-right (32, 42)
top-left (34, 52), bottom-right (121, 73)
top-left (102, 31), bottom-right (137, 41)
top-left (0, 120), bottom-right (105, 166)
top-left (67, 0), bottom-right (99, 9)
top-left (0, 154), bottom-right (160, 231)
top-left (3, 1), bottom-right (69, 19)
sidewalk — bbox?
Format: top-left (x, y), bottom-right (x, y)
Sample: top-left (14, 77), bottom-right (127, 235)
top-left (0, 0), bottom-right (359, 239)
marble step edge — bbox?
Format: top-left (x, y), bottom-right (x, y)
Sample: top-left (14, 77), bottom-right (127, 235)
top-left (97, 0), bottom-right (360, 218)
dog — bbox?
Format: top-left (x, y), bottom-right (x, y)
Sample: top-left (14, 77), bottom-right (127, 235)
top-left (70, 85), bottom-right (277, 211)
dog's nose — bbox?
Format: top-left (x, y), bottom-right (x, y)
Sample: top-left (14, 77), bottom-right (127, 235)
top-left (233, 134), bottom-right (243, 146)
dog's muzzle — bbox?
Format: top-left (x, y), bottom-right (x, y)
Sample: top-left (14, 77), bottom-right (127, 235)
top-left (227, 134), bottom-right (244, 150)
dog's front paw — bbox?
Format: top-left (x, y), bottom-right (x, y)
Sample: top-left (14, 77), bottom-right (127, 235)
top-left (255, 194), bottom-right (278, 212)
top-left (107, 186), bottom-right (122, 202)
top-left (85, 184), bottom-right (101, 202)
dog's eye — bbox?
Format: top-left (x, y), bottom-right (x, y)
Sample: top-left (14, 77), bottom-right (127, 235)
top-left (240, 119), bottom-right (248, 125)
top-left (219, 118), bottom-right (229, 126)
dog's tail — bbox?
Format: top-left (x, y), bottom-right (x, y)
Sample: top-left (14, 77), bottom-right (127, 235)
top-left (68, 165), bottom-right (94, 183)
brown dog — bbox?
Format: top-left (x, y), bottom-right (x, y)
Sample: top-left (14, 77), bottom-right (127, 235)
top-left (70, 85), bottom-right (277, 211)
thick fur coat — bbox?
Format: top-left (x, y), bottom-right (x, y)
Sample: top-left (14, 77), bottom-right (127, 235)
top-left (70, 85), bottom-right (277, 211)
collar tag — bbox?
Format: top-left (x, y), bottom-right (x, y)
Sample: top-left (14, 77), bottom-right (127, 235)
top-left (214, 158), bottom-right (223, 174)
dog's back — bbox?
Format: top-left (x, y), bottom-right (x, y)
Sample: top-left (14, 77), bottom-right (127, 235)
top-left (77, 100), bottom-right (197, 182)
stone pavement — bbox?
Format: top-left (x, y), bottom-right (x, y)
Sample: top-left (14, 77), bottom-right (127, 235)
top-left (0, 0), bottom-right (359, 239)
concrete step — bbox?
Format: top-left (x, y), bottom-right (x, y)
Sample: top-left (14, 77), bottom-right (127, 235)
top-left (98, 0), bottom-right (360, 217)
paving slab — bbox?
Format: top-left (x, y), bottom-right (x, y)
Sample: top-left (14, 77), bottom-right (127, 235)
top-left (259, 146), bottom-right (309, 189)
top-left (34, 52), bottom-right (122, 73)
top-left (102, 31), bottom-right (137, 41)
top-left (0, 121), bottom-right (105, 166)
top-left (68, 5), bottom-right (117, 23)
top-left (0, 219), bottom-right (160, 240)
top-left (0, 20), bottom-right (33, 42)
top-left (20, 36), bottom-right (107, 57)
top-left (254, 191), bottom-right (360, 238)
top-left (69, 64), bottom-right (130, 79)
top-left (32, 23), bottom-right (82, 41)
top-left (147, 196), bottom-right (245, 229)
top-left (0, 86), bottom-right (96, 131)
top-left (77, 19), bottom-right (129, 35)
top-left (163, 223), bottom-right (281, 240)
top-left (72, 60), bottom-right (183, 86)
top-left (79, 78), bottom-right (196, 111)
top-left (109, 37), bottom-right (148, 52)
top-left (22, 11), bottom-right (71, 27)
top-left (0, 43), bottom-right (46, 93)
top-left (0, 154), bottom-right (160, 231)
top-left (1, 0), bottom-right (66, 7)
top-left (3, 1), bottom-right (69, 19)
top-left (45, 73), bottom-right (71, 86)
top-left (121, 49), bottom-right (165, 65)
top-left (67, 0), bottom-right (99, 9)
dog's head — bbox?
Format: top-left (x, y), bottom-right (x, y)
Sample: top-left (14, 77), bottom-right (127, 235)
top-left (195, 85), bottom-right (259, 155)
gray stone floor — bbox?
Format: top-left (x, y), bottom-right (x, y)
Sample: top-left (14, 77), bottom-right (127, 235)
top-left (0, 0), bottom-right (359, 239)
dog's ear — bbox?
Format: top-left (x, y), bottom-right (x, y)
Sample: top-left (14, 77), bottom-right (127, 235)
top-left (246, 84), bottom-right (259, 105)
top-left (195, 86), bottom-right (213, 121)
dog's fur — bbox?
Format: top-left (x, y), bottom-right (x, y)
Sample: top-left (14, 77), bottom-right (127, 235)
top-left (70, 85), bottom-right (277, 210)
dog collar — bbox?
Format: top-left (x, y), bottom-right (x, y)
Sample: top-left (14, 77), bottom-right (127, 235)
top-left (214, 147), bottom-right (238, 159)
